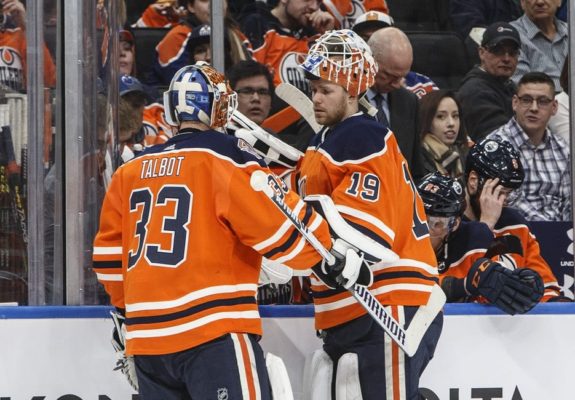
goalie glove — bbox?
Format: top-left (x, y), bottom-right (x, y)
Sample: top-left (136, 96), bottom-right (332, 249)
top-left (312, 238), bottom-right (373, 289)
top-left (465, 258), bottom-right (543, 315)
top-left (110, 310), bottom-right (139, 391)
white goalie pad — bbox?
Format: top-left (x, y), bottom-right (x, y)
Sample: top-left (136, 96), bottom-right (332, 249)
top-left (303, 349), bottom-right (332, 400)
top-left (266, 352), bottom-right (295, 400)
top-left (260, 258), bottom-right (294, 285)
top-left (335, 353), bottom-right (362, 400)
top-left (230, 110), bottom-right (303, 162)
top-left (304, 194), bottom-right (400, 263)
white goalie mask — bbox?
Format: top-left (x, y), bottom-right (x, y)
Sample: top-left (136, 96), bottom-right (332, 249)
top-left (299, 29), bottom-right (377, 97)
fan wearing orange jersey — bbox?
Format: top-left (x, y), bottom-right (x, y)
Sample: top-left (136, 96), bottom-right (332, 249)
top-left (297, 29), bottom-right (442, 400)
top-left (93, 62), bottom-right (366, 399)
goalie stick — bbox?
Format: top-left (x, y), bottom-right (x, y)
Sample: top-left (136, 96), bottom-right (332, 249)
top-left (275, 83), bottom-right (378, 135)
top-left (250, 170), bottom-right (444, 356)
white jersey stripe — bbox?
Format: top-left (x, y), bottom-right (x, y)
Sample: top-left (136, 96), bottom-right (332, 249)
top-left (126, 283), bottom-right (258, 312)
top-left (93, 246), bottom-right (122, 255)
top-left (336, 205), bottom-right (396, 241)
top-left (126, 310), bottom-right (260, 339)
top-left (253, 201), bottom-right (305, 251)
top-left (373, 258), bottom-right (438, 276)
top-left (243, 333), bottom-right (262, 400)
top-left (95, 273), bottom-right (123, 282)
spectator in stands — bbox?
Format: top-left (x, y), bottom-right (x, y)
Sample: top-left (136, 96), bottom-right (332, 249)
top-left (352, 10), bottom-right (438, 99)
top-left (227, 60), bottom-right (273, 127)
top-left (367, 27), bottom-right (424, 179)
top-left (458, 22), bottom-right (520, 141)
top-left (186, 24), bottom-right (211, 64)
top-left (487, 72), bottom-right (571, 222)
top-left (147, 0), bottom-right (251, 86)
top-left (548, 59), bottom-right (569, 143)
top-left (132, 0), bottom-right (184, 28)
top-left (0, 0), bottom-right (56, 91)
top-left (118, 74), bottom-right (148, 163)
top-left (419, 90), bottom-right (469, 180)
top-left (321, 0), bottom-right (389, 29)
top-left (119, 30), bottom-right (136, 76)
top-left (239, 0), bottom-right (335, 96)
top-left (510, 0), bottom-right (567, 91)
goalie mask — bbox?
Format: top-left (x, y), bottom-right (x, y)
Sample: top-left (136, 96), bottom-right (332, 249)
top-left (465, 138), bottom-right (524, 190)
top-left (417, 172), bottom-right (466, 218)
top-left (163, 61), bottom-right (237, 129)
top-left (299, 29), bottom-right (377, 97)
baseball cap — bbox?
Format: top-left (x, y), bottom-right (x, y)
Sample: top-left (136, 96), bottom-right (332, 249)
top-left (119, 74), bottom-right (145, 97)
top-left (119, 29), bottom-right (135, 46)
top-left (188, 24), bottom-right (211, 50)
top-left (352, 11), bottom-right (394, 34)
top-left (481, 22), bottom-right (520, 48)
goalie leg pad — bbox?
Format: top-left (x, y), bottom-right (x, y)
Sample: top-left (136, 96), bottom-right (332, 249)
top-left (265, 352), bottom-right (295, 400)
top-left (303, 349), bottom-right (333, 400)
top-left (304, 194), bottom-right (399, 264)
top-left (335, 353), bottom-right (363, 400)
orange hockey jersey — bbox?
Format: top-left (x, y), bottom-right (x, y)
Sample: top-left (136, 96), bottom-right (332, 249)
top-left (297, 113), bottom-right (438, 330)
top-left (0, 27), bottom-right (56, 91)
top-left (322, 0), bottom-right (389, 29)
top-left (492, 207), bottom-right (561, 301)
top-left (93, 129), bottom-right (331, 355)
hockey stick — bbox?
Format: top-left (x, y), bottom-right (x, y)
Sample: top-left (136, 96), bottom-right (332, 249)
top-left (250, 170), bottom-right (444, 356)
top-left (275, 83), bottom-right (378, 133)
top-left (275, 84), bottom-right (322, 134)
top-left (1, 126), bottom-right (27, 244)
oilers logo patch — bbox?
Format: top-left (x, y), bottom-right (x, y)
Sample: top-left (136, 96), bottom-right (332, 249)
top-left (237, 138), bottom-right (261, 159)
top-left (0, 46), bottom-right (23, 91)
top-left (279, 52), bottom-right (310, 95)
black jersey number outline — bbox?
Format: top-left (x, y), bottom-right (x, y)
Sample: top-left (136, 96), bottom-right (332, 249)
top-left (346, 172), bottom-right (380, 202)
top-left (128, 185), bottom-right (192, 269)
top-left (402, 163), bottom-right (429, 239)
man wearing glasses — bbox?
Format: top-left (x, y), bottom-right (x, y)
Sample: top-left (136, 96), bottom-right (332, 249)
top-left (458, 22), bottom-right (521, 141)
top-left (487, 71), bottom-right (571, 222)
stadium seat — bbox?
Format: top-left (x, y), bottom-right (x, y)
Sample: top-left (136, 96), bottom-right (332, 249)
top-left (407, 31), bottom-right (472, 90)
top-left (131, 28), bottom-right (170, 82)
top-left (387, 0), bottom-right (451, 31)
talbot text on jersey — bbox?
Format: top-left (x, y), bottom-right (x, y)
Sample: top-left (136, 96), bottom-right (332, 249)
top-left (140, 156), bottom-right (185, 179)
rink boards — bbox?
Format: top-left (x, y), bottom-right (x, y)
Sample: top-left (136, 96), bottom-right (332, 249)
top-left (0, 303), bottom-right (573, 399)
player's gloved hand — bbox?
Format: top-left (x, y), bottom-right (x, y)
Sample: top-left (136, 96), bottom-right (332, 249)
top-left (510, 268), bottom-right (544, 313)
top-left (465, 258), bottom-right (542, 315)
top-left (313, 239), bottom-right (373, 289)
top-left (111, 309), bottom-right (139, 391)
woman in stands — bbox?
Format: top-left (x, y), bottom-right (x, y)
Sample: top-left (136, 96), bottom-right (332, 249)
top-left (419, 90), bottom-right (470, 181)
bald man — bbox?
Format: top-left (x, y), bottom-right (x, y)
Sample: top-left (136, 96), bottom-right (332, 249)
top-left (367, 28), bottom-right (424, 179)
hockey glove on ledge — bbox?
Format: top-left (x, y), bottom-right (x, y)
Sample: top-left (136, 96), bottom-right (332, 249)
top-left (465, 258), bottom-right (543, 315)
top-left (312, 238), bottom-right (373, 289)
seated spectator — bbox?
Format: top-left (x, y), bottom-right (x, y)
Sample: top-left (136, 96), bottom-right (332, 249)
top-left (548, 59), bottom-right (569, 143)
top-left (147, 0), bottom-right (251, 86)
top-left (458, 22), bottom-right (519, 141)
top-left (321, 0), bottom-right (389, 29)
top-left (186, 24), bottom-right (211, 64)
top-left (487, 72), bottom-right (571, 222)
top-left (119, 30), bottom-right (136, 76)
top-left (510, 0), bottom-right (567, 92)
top-left (0, 0), bottom-right (56, 91)
top-left (239, 0), bottom-right (335, 96)
top-left (132, 0), bottom-right (184, 28)
top-left (118, 74), bottom-right (148, 163)
top-left (459, 138), bottom-right (564, 302)
top-left (352, 10), bottom-right (438, 99)
top-left (419, 90), bottom-right (469, 180)
top-left (367, 27), bottom-right (424, 179)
